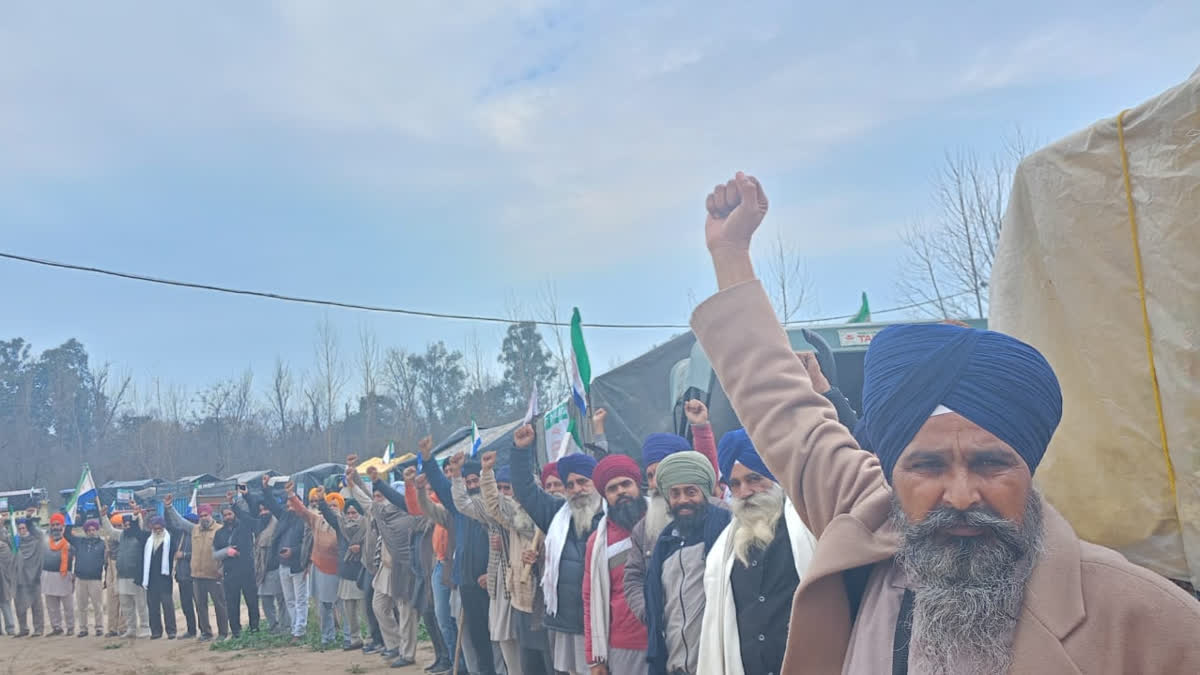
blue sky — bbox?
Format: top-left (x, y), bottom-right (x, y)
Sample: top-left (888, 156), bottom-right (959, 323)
top-left (2, 1), bottom-right (1197, 408)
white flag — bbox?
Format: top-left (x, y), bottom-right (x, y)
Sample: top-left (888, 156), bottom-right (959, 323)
top-left (522, 383), bottom-right (540, 425)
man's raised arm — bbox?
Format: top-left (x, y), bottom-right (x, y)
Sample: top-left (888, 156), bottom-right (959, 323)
top-left (690, 172), bottom-right (886, 536)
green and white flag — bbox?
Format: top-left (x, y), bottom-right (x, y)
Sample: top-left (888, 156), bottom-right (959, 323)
top-left (569, 308), bottom-right (591, 418)
top-left (850, 292), bottom-right (871, 323)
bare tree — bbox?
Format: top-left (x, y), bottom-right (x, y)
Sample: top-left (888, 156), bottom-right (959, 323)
top-left (314, 316), bottom-right (347, 461)
top-left (267, 357), bottom-right (294, 440)
top-left (895, 221), bottom-right (970, 319)
top-left (536, 281), bottom-right (571, 402)
top-left (92, 363), bottom-right (131, 445)
top-left (763, 229), bottom-right (813, 323)
top-left (358, 326), bottom-right (382, 452)
top-left (897, 129), bottom-right (1036, 319)
top-left (383, 347), bottom-right (420, 443)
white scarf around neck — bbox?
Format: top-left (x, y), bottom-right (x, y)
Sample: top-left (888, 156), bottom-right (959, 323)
top-left (142, 528), bottom-right (171, 588)
top-left (698, 498), bottom-right (815, 675)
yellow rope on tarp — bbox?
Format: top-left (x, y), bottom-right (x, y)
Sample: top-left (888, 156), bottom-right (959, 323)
top-left (1116, 109), bottom-right (1177, 496)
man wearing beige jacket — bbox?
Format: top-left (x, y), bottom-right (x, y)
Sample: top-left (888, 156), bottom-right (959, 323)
top-left (690, 171), bottom-right (1200, 674)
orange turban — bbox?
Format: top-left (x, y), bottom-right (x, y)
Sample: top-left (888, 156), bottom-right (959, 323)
top-left (325, 492), bottom-right (346, 511)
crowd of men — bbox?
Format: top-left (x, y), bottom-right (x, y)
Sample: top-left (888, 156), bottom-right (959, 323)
top-left (2, 171), bottom-right (1199, 674)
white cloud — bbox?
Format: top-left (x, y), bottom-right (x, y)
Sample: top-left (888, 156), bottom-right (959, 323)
top-left (2, 0), bottom-right (1197, 274)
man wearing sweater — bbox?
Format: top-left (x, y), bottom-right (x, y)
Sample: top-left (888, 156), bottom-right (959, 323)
top-left (164, 502), bottom-right (229, 641)
top-left (63, 518), bottom-right (108, 637)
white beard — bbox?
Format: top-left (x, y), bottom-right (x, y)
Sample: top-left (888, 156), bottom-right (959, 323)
top-left (731, 483), bottom-right (785, 567)
top-left (507, 496), bottom-right (537, 539)
top-left (643, 491), bottom-right (671, 545)
top-left (570, 490), bottom-right (603, 535)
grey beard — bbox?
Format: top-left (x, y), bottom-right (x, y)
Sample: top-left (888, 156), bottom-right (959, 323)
top-left (891, 491), bottom-right (1044, 675)
top-left (643, 491), bottom-right (670, 545)
top-left (570, 490), bottom-right (603, 535)
top-left (506, 496), bottom-right (537, 539)
top-left (731, 483), bottom-right (785, 567)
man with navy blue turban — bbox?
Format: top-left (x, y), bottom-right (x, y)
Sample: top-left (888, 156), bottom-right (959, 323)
top-left (689, 170), bottom-right (1200, 675)
top-left (700, 430), bottom-right (816, 675)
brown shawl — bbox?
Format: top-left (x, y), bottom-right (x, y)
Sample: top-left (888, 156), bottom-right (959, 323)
top-left (255, 514), bottom-right (278, 588)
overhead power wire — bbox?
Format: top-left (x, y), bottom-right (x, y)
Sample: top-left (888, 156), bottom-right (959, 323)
top-left (0, 250), bottom-right (978, 329)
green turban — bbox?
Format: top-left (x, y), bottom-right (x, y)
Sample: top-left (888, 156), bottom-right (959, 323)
top-left (655, 451), bottom-right (715, 495)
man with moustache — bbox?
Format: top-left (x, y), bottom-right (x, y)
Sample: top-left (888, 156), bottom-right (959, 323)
top-left (699, 429), bottom-right (816, 675)
top-left (480, 449), bottom-right (553, 675)
top-left (511, 424), bottom-right (604, 675)
top-left (582, 454), bottom-right (649, 675)
top-left (691, 170), bottom-right (1200, 674)
top-left (623, 404), bottom-right (724, 629)
top-left (644, 452), bottom-right (730, 675)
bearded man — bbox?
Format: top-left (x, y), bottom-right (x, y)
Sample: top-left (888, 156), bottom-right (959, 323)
top-left (624, 410), bottom-right (724, 628)
top-left (645, 452), bottom-right (731, 675)
top-left (692, 170), bottom-right (1200, 674)
top-left (425, 448), bottom-right (496, 675)
top-left (42, 512), bottom-right (76, 636)
top-left (12, 513), bottom-right (48, 637)
top-left (582, 454), bottom-right (649, 675)
top-left (699, 429), bottom-right (816, 675)
top-left (165, 502), bottom-right (229, 641)
top-left (512, 424), bottom-right (604, 675)
top-left (449, 450), bottom-right (521, 675)
top-left (480, 449), bottom-right (553, 675)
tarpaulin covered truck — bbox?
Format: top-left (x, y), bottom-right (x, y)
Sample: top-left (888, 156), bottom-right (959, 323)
top-left (990, 67), bottom-right (1200, 590)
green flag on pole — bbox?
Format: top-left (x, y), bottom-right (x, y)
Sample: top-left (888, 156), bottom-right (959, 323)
top-left (850, 292), bottom-right (871, 323)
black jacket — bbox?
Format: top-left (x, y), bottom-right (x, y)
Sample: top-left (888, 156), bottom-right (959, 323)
top-left (511, 442), bottom-right (602, 634)
top-left (64, 530), bottom-right (106, 581)
top-left (263, 484), bottom-right (305, 574)
top-left (117, 520), bottom-right (151, 582)
top-left (730, 519), bottom-right (799, 675)
top-left (213, 497), bottom-right (258, 582)
top-left (143, 530), bottom-right (178, 590)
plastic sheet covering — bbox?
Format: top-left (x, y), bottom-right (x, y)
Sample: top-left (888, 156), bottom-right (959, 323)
top-left (989, 67), bottom-right (1200, 585)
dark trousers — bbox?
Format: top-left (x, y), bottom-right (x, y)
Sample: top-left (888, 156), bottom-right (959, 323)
top-left (178, 579), bottom-right (197, 635)
top-left (147, 579), bottom-right (177, 638)
top-left (194, 578), bottom-right (230, 638)
top-left (515, 610), bottom-right (552, 675)
top-left (459, 585), bottom-right (496, 675)
top-left (423, 606), bottom-right (448, 665)
top-left (362, 576), bottom-right (384, 647)
top-left (224, 574), bottom-right (259, 636)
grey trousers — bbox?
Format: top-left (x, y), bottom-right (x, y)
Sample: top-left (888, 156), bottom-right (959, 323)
top-left (44, 592), bottom-right (75, 633)
top-left (261, 592), bottom-right (290, 634)
top-left (76, 579), bottom-right (105, 633)
top-left (339, 597), bottom-right (362, 645)
top-left (0, 597), bottom-right (17, 634)
top-left (15, 584), bottom-right (44, 634)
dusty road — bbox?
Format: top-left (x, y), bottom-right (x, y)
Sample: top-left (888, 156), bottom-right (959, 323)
top-left (1, 631), bottom-right (437, 675)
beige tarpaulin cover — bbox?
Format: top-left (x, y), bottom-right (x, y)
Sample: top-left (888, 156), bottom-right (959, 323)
top-left (990, 67), bottom-right (1200, 586)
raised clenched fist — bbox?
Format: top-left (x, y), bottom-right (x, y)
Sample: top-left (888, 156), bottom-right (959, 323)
top-left (366, 467), bottom-right (379, 482)
top-left (414, 474), bottom-right (429, 491)
top-left (346, 454), bottom-right (359, 468)
top-left (481, 451), bottom-right (497, 472)
top-left (797, 352), bottom-right (831, 394)
top-left (705, 171), bottom-right (768, 253)
top-left (513, 424), bottom-right (535, 449)
top-left (403, 466), bottom-right (417, 482)
top-left (418, 435), bottom-right (434, 459)
top-left (450, 452), bottom-right (465, 468)
top-left (684, 399), bottom-right (709, 425)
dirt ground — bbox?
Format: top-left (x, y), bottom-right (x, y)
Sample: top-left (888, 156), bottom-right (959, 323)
top-left (1, 603), bottom-right (439, 675)
top-left (1, 633), bottom-right (438, 675)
